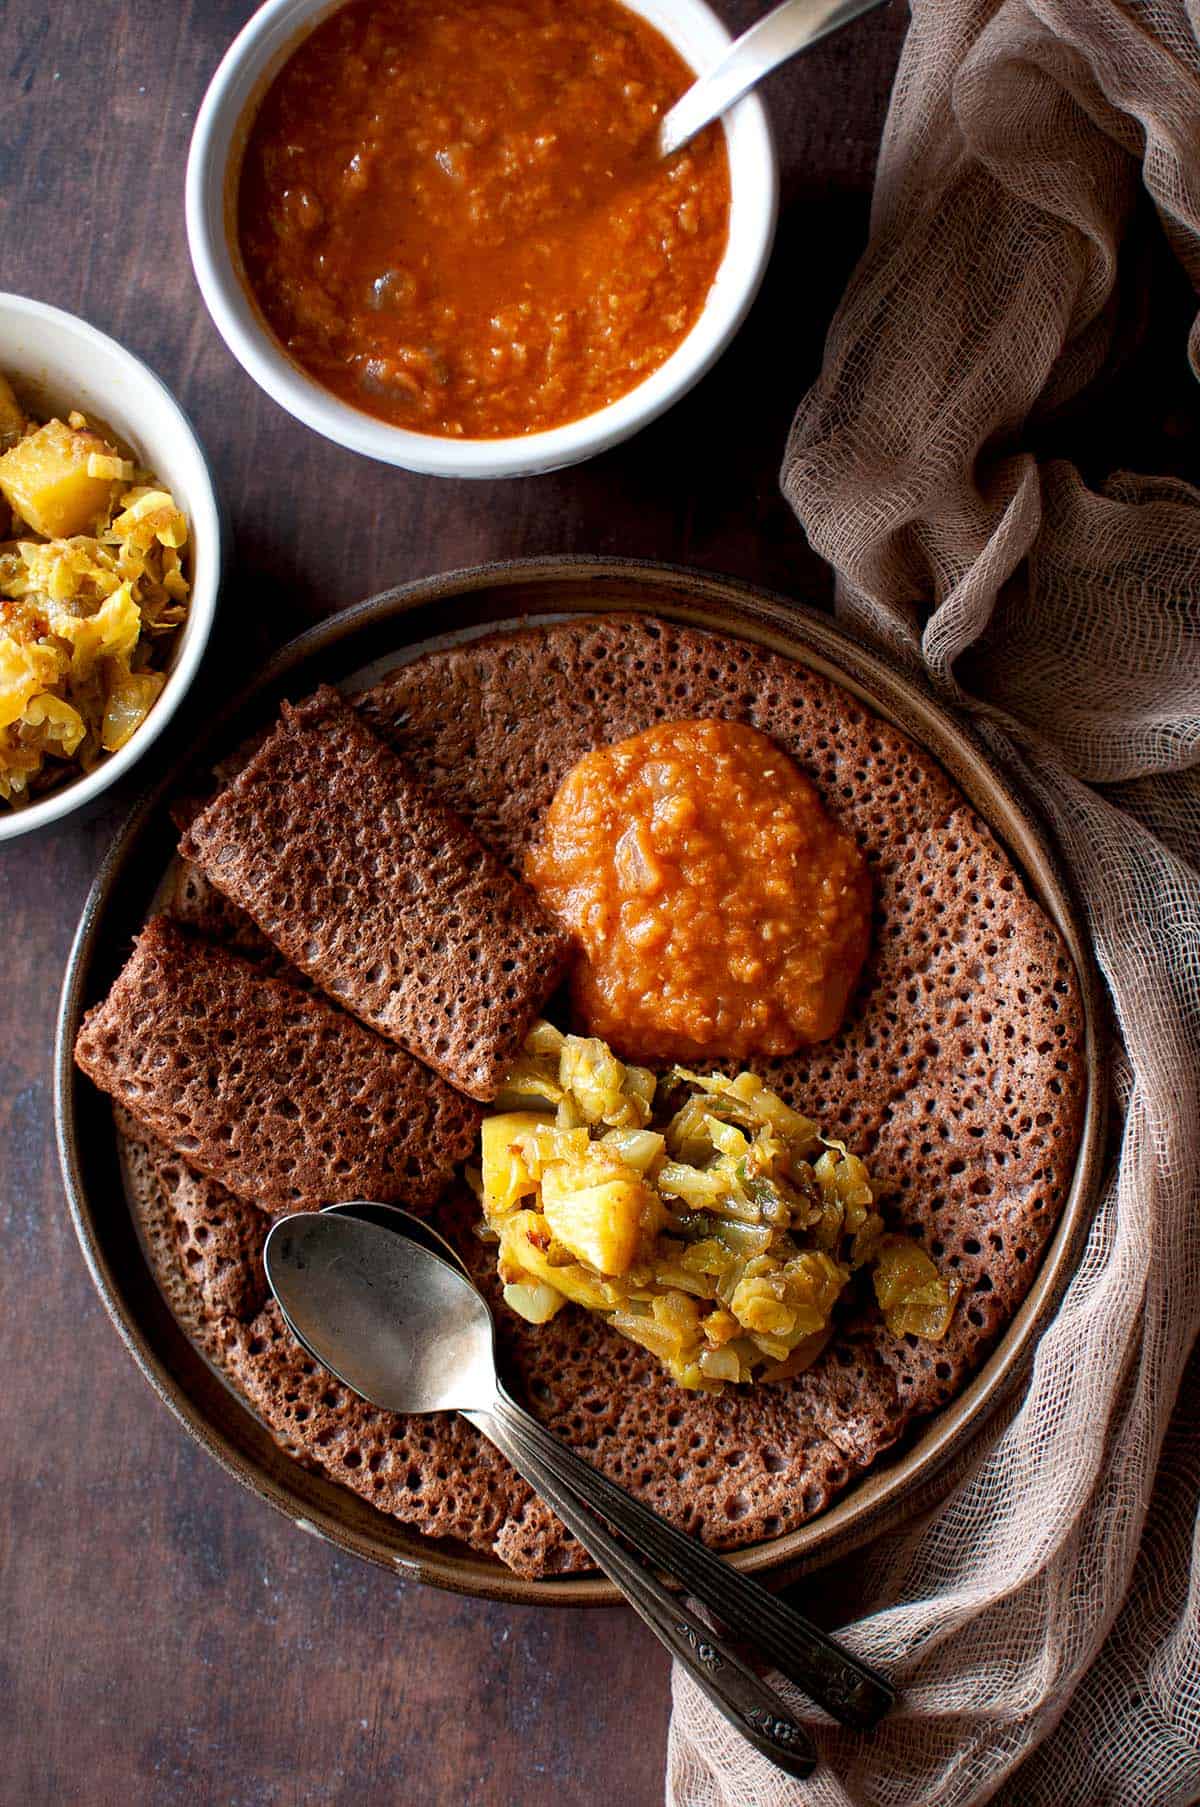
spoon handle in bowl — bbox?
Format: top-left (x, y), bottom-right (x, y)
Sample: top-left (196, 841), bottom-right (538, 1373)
top-left (658, 0), bottom-right (891, 158)
top-left (465, 1405), bottom-right (818, 1780)
top-left (492, 1387), bottom-right (894, 1732)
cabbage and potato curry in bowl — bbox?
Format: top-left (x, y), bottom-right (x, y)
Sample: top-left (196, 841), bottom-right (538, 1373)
top-left (0, 373), bottom-right (192, 810)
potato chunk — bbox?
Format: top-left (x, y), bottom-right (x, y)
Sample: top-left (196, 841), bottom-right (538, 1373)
top-left (540, 1167), bottom-right (654, 1276)
top-left (479, 1111), bottom-right (552, 1216)
top-left (0, 418), bottom-right (118, 537)
top-left (497, 1210), bottom-right (613, 1311)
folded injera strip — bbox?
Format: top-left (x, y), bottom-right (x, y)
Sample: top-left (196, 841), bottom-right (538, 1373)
top-left (78, 918), bottom-right (479, 1215)
top-left (179, 687), bottom-right (570, 1102)
top-left (113, 615), bottom-right (1087, 1573)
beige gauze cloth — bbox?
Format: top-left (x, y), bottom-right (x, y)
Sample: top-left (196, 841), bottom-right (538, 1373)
top-left (668, 2), bottom-right (1200, 1803)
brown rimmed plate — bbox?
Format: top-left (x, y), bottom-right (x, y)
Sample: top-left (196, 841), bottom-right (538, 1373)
top-left (54, 558), bottom-right (1106, 1605)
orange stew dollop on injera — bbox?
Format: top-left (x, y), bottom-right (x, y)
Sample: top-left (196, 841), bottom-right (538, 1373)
top-left (526, 718), bottom-right (871, 1060)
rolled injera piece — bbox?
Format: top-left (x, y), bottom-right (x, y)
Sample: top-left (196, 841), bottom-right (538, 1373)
top-left (75, 918), bottom-right (479, 1214)
top-left (179, 687), bottom-right (570, 1102)
top-left (114, 1104), bottom-right (269, 1333)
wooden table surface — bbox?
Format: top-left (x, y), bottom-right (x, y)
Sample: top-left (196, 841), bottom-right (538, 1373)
top-left (1, 5), bottom-right (908, 1801)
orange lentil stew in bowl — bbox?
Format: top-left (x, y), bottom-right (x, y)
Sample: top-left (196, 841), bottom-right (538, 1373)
top-left (236, 0), bottom-right (731, 439)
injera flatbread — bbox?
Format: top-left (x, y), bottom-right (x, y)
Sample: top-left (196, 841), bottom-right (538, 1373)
top-left (114, 1104), bottom-right (269, 1340)
top-left (179, 687), bottom-right (569, 1101)
top-left (78, 919), bottom-right (479, 1214)
top-left (110, 615), bottom-right (1086, 1573)
top-left (357, 616), bottom-right (1086, 1449)
top-left (168, 857), bottom-right (284, 967)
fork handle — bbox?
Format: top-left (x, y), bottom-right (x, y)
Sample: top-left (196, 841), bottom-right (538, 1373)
top-left (465, 1404), bottom-right (817, 1780)
top-left (491, 1386), bottom-right (893, 1731)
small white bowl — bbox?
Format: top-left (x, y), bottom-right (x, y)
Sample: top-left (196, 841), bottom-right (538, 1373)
top-left (186, 0), bottom-right (778, 479)
top-left (0, 294), bottom-right (222, 844)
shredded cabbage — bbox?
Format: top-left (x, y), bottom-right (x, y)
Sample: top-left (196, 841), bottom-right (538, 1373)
top-left (476, 1024), bottom-right (959, 1392)
top-left (0, 393), bottom-right (190, 806)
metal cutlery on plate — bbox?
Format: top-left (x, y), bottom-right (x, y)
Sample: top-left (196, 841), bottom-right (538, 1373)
top-left (265, 1202), bottom-right (895, 1779)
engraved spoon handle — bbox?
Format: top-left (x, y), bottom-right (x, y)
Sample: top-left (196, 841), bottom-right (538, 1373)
top-left (658, 0), bottom-right (890, 157)
top-left (494, 1386), bottom-right (893, 1730)
top-left (466, 1404), bottom-right (817, 1780)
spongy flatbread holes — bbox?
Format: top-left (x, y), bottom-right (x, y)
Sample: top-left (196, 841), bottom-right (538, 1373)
top-left (179, 687), bottom-right (569, 1101)
top-left (118, 1123), bottom-right (855, 1575)
top-left (77, 919), bottom-right (480, 1214)
top-left (112, 1124), bottom-right (593, 1574)
top-left (235, 1203), bottom-right (859, 1567)
top-left (114, 1104), bottom-right (269, 1325)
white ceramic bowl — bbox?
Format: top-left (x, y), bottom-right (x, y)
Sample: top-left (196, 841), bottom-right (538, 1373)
top-left (0, 295), bottom-right (222, 844)
top-left (186, 0), bottom-right (778, 479)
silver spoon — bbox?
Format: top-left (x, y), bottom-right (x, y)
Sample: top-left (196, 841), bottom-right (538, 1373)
top-left (271, 1210), bottom-right (894, 1734)
top-left (658, 0), bottom-right (891, 158)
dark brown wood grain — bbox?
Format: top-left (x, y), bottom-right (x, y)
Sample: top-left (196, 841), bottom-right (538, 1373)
top-left (0, 3), bottom-right (909, 1802)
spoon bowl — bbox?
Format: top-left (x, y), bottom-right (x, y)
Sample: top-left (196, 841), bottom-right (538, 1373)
top-left (265, 1213), bottom-right (498, 1417)
top-left (320, 1199), bottom-right (469, 1277)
